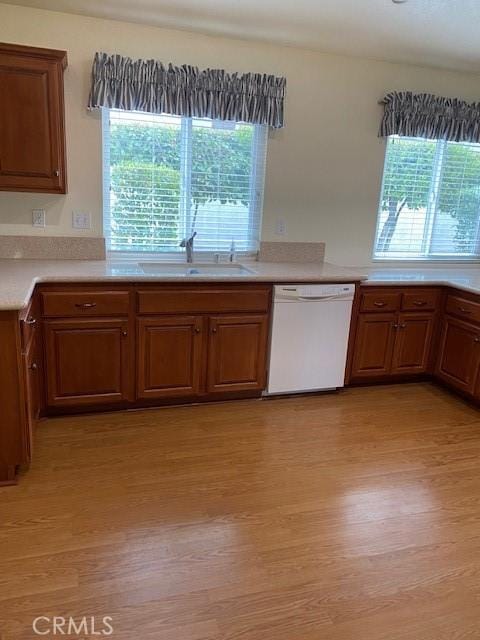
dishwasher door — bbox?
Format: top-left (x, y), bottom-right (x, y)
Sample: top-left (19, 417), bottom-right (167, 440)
top-left (266, 284), bottom-right (355, 395)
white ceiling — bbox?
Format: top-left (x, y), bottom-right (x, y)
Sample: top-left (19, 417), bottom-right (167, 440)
top-left (7, 0), bottom-right (480, 72)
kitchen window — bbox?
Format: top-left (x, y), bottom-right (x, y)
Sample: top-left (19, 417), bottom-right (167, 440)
top-left (103, 109), bottom-right (268, 255)
top-left (374, 135), bottom-right (480, 261)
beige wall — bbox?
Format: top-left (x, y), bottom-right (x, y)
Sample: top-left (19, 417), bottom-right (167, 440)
top-left (1, 3), bottom-right (480, 266)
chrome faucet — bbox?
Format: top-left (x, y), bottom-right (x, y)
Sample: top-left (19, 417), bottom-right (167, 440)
top-left (180, 231), bottom-right (197, 263)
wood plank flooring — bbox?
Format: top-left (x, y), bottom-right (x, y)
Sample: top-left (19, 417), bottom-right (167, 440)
top-left (1, 383), bottom-right (480, 639)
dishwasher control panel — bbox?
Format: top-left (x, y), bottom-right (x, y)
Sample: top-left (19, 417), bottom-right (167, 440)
top-left (274, 283), bottom-right (355, 300)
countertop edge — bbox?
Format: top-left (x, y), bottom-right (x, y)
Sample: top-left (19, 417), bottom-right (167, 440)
top-left (1, 272), bottom-right (370, 312)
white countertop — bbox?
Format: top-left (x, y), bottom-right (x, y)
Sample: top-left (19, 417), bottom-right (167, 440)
top-left (1, 259), bottom-right (480, 311)
top-left (0, 259), bottom-right (367, 311)
top-left (362, 266), bottom-right (480, 294)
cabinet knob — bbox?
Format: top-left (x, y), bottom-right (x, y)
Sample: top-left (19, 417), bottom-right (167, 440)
top-left (211, 327), bottom-right (217, 334)
top-left (393, 323), bottom-right (399, 329)
top-left (122, 330), bottom-right (128, 337)
top-left (194, 327), bottom-right (201, 333)
top-left (474, 337), bottom-right (480, 343)
top-left (30, 363), bottom-right (38, 371)
top-left (458, 307), bottom-right (472, 314)
top-left (400, 323), bottom-right (406, 329)
top-left (54, 169), bottom-right (60, 177)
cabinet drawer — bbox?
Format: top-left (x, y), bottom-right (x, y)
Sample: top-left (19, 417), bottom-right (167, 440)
top-left (401, 289), bottom-right (439, 312)
top-left (42, 291), bottom-right (130, 318)
top-left (137, 287), bottom-right (271, 315)
top-left (445, 294), bottom-right (480, 325)
top-left (360, 291), bottom-right (401, 313)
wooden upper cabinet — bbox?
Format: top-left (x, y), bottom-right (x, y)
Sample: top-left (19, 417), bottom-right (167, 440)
top-left (391, 312), bottom-right (435, 375)
top-left (207, 314), bottom-right (268, 393)
top-left (351, 313), bottom-right (396, 378)
top-left (435, 316), bottom-right (480, 395)
top-left (0, 43), bottom-right (67, 193)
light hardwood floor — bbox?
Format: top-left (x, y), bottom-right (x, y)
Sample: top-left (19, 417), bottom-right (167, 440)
top-left (1, 383), bottom-right (480, 639)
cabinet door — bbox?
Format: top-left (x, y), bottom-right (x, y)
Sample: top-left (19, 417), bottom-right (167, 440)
top-left (0, 46), bottom-right (66, 193)
top-left (351, 313), bottom-right (396, 379)
top-left (435, 316), bottom-right (480, 395)
top-left (207, 315), bottom-right (268, 393)
top-left (44, 319), bottom-right (130, 407)
top-left (137, 316), bottom-right (204, 399)
top-left (391, 312), bottom-right (435, 375)
top-left (22, 339), bottom-right (41, 462)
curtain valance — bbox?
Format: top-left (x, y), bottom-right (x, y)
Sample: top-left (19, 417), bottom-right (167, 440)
top-left (88, 52), bottom-right (286, 128)
top-left (379, 91), bottom-right (480, 143)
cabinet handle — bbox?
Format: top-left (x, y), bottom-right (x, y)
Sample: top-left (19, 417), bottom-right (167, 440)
top-left (458, 306), bottom-right (472, 314)
top-left (75, 302), bottom-right (97, 309)
top-left (24, 316), bottom-right (37, 325)
top-left (413, 300), bottom-right (427, 306)
top-left (374, 301), bottom-right (386, 307)
top-left (29, 363), bottom-right (38, 371)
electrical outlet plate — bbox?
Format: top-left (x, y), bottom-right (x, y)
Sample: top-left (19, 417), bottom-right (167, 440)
top-left (275, 218), bottom-right (287, 236)
top-left (32, 209), bottom-right (46, 228)
top-left (72, 211), bottom-right (91, 230)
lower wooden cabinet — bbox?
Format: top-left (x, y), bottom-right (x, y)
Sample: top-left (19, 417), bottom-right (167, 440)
top-left (22, 336), bottom-right (41, 461)
top-left (351, 313), bottom-right (396, 378)
top-left (207, 315), bottom-right (268, 393)
top-left (391, 313), bottom-right (435, 375)
top-left (137, 315), bottom-right (203, 399)
top-left (350, 310), bottom-right (436, 380)
top-left (435, 316), bottom-right (480, 395)
top-left (44, 318), bottom-right (131, 407)
top-left (137, 313), bottom-right (269, 399)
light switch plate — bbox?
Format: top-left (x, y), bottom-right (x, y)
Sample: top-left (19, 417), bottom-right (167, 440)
top-left (32, 209), bottom-right (46, 228)
top-left (72, 211), bottom-right (91, 230)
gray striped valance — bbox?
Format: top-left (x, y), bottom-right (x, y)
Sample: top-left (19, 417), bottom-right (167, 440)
top-left (88, 52), bottom-right (286, 128)
top-left (379, 91), bottom-right (480, 143)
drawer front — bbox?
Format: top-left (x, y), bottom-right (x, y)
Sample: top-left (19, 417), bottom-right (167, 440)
top-left (42, 291), bottom-right (130, 318)
top-left (360, 291), bottom-right (401, 313)
top-left (401, 289), bottom-right (439, 312)
top-left (137, 287), bottom-right (271, 315)
top-left (445, 294), bottom-right (480, 325)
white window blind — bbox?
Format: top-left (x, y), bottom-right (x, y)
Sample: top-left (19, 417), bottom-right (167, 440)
top-left (102, 109), bottom-right (267, 254)
top-left (374, 136), bottom-right (480, 260)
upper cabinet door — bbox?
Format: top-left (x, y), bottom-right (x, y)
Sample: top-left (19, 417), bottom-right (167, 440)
top-left (0, 43), bottom-right (67, 193)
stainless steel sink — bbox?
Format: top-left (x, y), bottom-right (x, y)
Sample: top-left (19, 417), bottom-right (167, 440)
top-left (139, 262), bottom-right (255, 276)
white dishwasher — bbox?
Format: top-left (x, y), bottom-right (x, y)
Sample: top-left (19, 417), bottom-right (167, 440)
top-left (266, 283), bottom-right (355, 395)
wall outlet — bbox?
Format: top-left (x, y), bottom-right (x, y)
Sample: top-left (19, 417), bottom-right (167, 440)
top-left (72, 211), bottom-right (91, 230)
top-left (32, 209), bottom-right (46, 228)
top-left (275, 218), bottom-right (287, 236)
